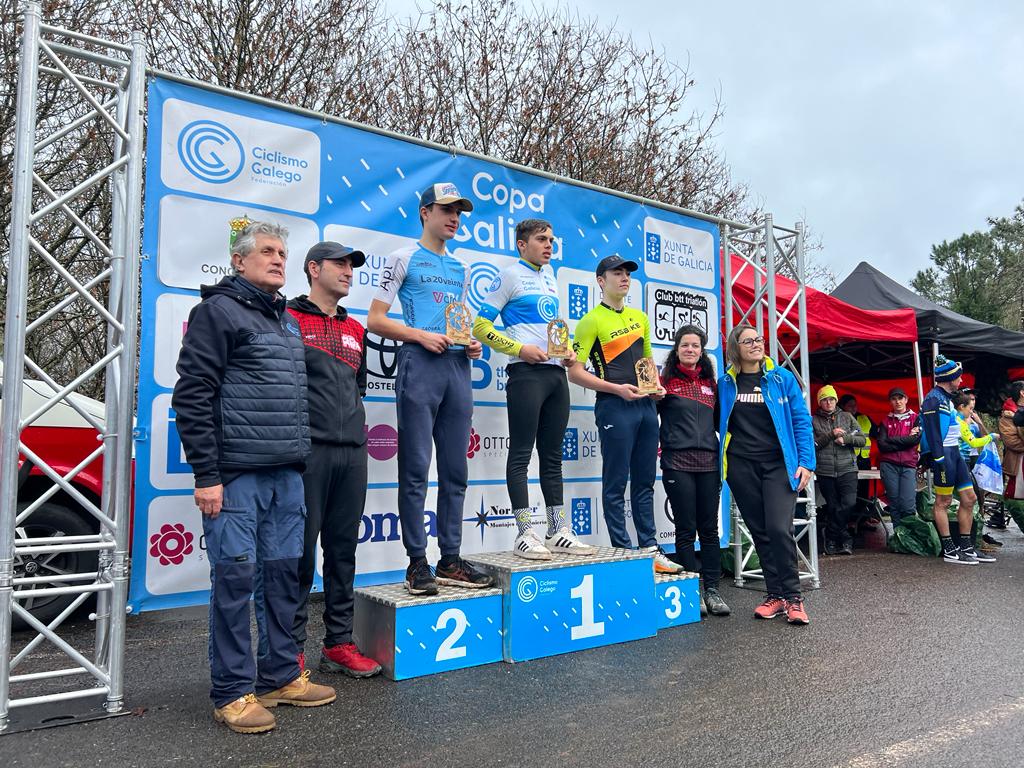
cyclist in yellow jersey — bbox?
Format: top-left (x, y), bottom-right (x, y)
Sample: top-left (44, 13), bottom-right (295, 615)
top-left (568, 255), bottom-right (682, 574)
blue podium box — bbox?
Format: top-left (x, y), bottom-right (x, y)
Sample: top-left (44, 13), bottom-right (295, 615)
top-left (654, 571), bottom-right (701, 629)
top-left (467, 548), bottom-right (658, 663)
top-left (353, 583), bottom-right (504, 680)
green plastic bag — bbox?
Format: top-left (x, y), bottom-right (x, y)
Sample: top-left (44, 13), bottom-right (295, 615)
top-left (888, 514), bottom-right (942, 557)
top-left (721, 529), bottom-right (761, 574)
top-left (1004, 499), bottom-right (1024, 531)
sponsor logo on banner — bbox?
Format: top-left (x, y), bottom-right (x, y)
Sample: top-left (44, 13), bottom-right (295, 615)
top-left (365, 332), bottom-right (400, 394)
top-left (642, 216), bottom-right (715, 288)
top-left (366, 424), bottom-right (398, 461)
top-left (177, 120), bottom-right (245, 184)
top-left (149, 522), bottom-right (195, 566)
top-left (568, 283), bottom-right (589, 320)
top-left (571, 497), bottom-right (593, 536)
top-left (562, 428), bottom-right (579, 461)
top-left (161, 98), bottom-right (320, 214)
top-left (645, 232), bottom-right (662, 264)
top-left (645, 281), bottom-right (720, 350)
top-left (465, 425), bottom-right (510, 460)
top-left (465, 497), bottom-right (519, 545)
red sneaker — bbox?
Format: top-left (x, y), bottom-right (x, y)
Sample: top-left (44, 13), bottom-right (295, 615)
top-left (753, 596), bottom-right (787, 619)
top-left (320, 643), bottom-right (382, 678)
top-left (785, 599), bottom-right (810, 625)
top-left (297, 652), bottom-right (305, 672)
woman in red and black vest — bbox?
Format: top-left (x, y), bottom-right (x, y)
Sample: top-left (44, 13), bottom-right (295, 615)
top-left (658, 325), bottom-right (729, 616)
top-left (876, 387), bottom-right (922, 528)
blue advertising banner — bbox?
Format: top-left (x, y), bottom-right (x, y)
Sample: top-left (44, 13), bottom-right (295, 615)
top-left (129, 77), bottom-right (724, 612)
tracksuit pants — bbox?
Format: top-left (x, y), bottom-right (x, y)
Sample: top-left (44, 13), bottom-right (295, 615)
top-left (594, 395), bottom-right (658, 549)
top-left (505, 363), bottom-right (569, 510)
top-left (293, 442), bottom-right (368, 650)
top-left (663, 468), bottom-right (722, 588)
top-left (203, 468), bottom-right (304, 708)
top-left (726, 452), bottom-right (801, 600)
top-left (396, 344), bottom-right (472, 558)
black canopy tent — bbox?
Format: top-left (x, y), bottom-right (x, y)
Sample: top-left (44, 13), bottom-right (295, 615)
top-left (830, 261), bottom-right (1024, 408)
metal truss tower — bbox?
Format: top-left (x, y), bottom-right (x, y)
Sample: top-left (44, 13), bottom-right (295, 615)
top-left (0, 2), bottom-right (145, 730)
top-left (723, 216), bottom-right (821, 590)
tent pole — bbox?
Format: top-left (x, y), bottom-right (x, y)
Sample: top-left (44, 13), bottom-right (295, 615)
top-left (913, 341), bottom-right (925, 408)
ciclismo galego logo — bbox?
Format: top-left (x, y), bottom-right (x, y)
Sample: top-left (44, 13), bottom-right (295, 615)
top-left (177, 120), bottom-right (244, 184)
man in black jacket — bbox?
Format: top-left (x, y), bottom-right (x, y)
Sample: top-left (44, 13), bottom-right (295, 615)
top-left (173, 221), bottom-right (335, 734)
top-left (287, 242), bottom-right (381, 679)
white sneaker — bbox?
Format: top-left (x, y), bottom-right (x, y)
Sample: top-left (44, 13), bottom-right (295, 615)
top-left (514, 529), bottom-right (553, 560)
top-left (642, 545), bottom-right (683, 574)
top-left (545, 527), bottom-right (597, 556)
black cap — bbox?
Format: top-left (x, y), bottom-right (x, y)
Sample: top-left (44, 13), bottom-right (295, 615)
top-left (304, 242), bottom-right (366, 274)
top-left (596, 254), bottom-right (639, 276)
top-left (888, 387), bottom-right (907, 399)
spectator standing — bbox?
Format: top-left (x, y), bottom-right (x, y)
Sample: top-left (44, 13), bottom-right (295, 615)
top-left (812, 385), bottom-right (865, 555)
top-left (995, 381), bottom-right (1024, 529)
top-left (719, 324), bottom-right (815, 625)
top-left (875, 387), bottom-right (921, 529)
top-left (658, 325), bottom-right (729, 616)
top-left (172, 222), bottom-right (335, 734)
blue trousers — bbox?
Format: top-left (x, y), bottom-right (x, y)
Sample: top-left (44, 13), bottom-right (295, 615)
top-left (395, 344), bottom-right (472, 558)
top-left (203, 468), bottom-right (305, 707)
top-left (880, 462), bottom-right (916, 526)
top-left (594, 395), bottom-right (659, 549)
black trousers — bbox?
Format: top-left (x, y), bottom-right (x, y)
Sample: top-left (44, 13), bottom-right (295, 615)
top-left (662, 468), bottom-right (721, 588)
top-left (818, 472), bottom-right (858, 543)
top-left (726, 452), bottom-right (801, 599)
top-left (505, 363), bottom-right (570, 511)
top-left (293, 442), bottom-right (368, 649)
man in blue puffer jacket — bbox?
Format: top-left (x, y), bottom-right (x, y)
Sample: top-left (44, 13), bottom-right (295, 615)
top-left (173, 221), bottom-right (335, 734)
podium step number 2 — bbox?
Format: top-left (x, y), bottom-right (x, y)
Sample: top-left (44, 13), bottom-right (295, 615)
top-left (353, 583), bottom-right (504, 681)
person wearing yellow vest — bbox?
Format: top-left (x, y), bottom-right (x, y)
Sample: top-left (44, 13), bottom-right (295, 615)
top-left (838, 393), bottom-right (877, 527)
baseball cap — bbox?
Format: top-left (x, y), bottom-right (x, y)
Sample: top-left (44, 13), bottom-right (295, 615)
top-left (888, 387), bottom-right (907, 399)
top-left (596, 254), bottom-right (639, 276)
top-left (420, 182), bottom-right (473, 212)
top-left (304, 242), bottom-right (366, 276)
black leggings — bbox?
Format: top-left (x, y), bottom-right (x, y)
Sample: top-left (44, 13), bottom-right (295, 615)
top-left (505, 363), bottom-right (570, 510)
top-left (726, 452), bottom-right (801, 599)
top-left (662, 468), bottom-right (721, 588)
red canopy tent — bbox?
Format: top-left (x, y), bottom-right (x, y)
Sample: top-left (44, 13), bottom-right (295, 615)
top-left (725, 254), bottom-right (918, 352)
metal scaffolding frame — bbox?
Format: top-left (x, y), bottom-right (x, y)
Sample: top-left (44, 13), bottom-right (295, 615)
top-left (723, 216), bottom-right (821, 590)
top-left (0, 2), bottom-right (145, 731)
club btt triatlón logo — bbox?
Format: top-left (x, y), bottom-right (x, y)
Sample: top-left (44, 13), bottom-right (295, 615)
top-left (177, 119), bottom-right (245, 184)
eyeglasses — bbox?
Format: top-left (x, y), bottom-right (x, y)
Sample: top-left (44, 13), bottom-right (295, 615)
top-left (738, 336), bottom-right (765, 348)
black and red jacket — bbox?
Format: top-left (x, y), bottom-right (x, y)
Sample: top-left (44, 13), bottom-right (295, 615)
top-left (286, 295), bottom-right (367, 447)
top-left (657, 366), bottom-right (720, 454)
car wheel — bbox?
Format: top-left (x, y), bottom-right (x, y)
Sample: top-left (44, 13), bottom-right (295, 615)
top-left (12, 501), bottom-right (98, 631)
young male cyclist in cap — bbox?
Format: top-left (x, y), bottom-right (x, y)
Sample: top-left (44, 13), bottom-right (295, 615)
top-left (286, 242), bottom-right (381, 678)
top-left (368, 183), bottom-right (494, 595)
top-left (567, 255), bottom-right (682, 574)
top-left (920, 355), bottom-right (991, 564)
top-left (473, 218), bottom-right (596, 560)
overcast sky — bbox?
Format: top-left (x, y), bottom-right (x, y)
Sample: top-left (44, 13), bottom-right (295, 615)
top-left (389, 1), bottom-right (1024, 287)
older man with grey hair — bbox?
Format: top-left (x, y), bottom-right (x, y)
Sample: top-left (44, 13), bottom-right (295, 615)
top-left (173, 221), bottom-right (335, 734)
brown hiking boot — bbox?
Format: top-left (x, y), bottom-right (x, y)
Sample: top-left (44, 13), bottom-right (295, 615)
top-left (257, 669), bottom-right (337, 708)
top-left (213, 693), bottom-right (276, 734)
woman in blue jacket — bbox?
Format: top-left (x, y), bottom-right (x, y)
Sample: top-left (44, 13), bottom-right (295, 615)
top-left (719, 324), bottom-right (815, 625)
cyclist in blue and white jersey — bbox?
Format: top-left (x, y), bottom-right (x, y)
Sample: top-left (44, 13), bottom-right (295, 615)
top-left (368, 182), bottom-right (494, 596)
top-left (473, 219), bottom-right (595, 560)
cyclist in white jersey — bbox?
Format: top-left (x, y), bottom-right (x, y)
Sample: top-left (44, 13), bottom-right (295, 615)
top-left (474, 219), bottom-right (595, 559)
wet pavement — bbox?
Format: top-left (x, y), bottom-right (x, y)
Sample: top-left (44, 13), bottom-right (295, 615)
top-left (2, 525), bottom-right (1023, 767)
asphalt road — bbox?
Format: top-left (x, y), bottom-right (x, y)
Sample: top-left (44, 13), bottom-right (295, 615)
top-left (2, 527), bottom-right (1023, 768)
